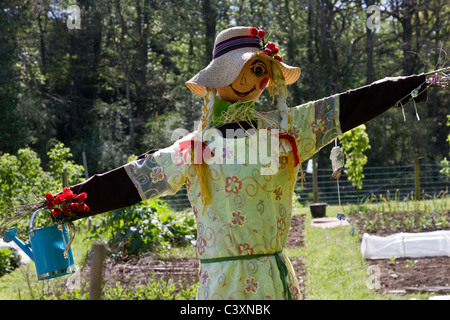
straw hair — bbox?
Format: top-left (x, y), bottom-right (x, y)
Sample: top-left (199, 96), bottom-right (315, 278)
top-left (186, 26), bottom-right (301, 97)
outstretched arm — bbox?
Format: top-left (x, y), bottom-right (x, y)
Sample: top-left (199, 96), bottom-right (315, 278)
top-left (339, 74), bottom-right (427, 133)
top-left (68, 150), bottom-right (158, 220)
top-left (289, 73), bottom-right (428, 162)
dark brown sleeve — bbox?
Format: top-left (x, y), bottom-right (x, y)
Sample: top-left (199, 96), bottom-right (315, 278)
top-left (68, 150), bottom-right (158, 220)
top-left (339, 74), bottom-right (428, 133)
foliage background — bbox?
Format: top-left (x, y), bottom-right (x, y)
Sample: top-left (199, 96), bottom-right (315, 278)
top-left (0, 0), bottom-right (449, 176)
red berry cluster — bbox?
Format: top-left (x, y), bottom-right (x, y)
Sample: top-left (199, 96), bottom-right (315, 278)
top-left (249, 27), bottom-right (283, 62)
top-left (249, 27), bottom-right (265, 39)
top-left (45, 188), bottom-right (89, 222)
top-left (264, 42), bottom-right (283, 61)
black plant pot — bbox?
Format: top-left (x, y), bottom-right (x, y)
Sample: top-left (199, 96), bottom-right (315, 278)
top-left (309, 202), bottom-right (327, 218)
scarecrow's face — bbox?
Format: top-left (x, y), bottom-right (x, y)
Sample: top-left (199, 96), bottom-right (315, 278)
top-left (217, 56), bottom-right (271, 103)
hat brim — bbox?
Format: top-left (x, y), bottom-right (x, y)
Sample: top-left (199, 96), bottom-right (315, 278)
top-left (186, 49), bottom-right (301, 97)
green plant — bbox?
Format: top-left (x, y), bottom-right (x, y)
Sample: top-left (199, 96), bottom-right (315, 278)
top-left (88, 199), bottom-right (196, 258)
top-left (47, 141), bottom-right (84, 185)
top-left (341, 125), bottom-right (371, 192)
top-left (0, 248), bottom-right (21, 277)
top-left (405, 259), bottom-right (416, 269)
top-left (440, 115), bottom-right (450, 177)
top-left (0, 142), bottom-right (85, 235)
top-left (48, 276), bottom-right (198, 300)
top-left (388, 257), bottom-right (396, 265)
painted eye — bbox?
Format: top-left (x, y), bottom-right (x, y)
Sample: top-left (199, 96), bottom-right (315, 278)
top-left (250, 64), bottom-right (268, 78)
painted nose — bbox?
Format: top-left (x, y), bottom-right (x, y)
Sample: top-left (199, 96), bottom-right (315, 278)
top-left (240, 73), bottom-right (247, 85)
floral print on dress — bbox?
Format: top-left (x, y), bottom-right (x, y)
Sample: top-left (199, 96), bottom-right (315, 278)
top-left (197, 237), bottom-right (206, 256)
top-left (238, 243), bottom-right (253, 255)
top-left (222, 146), bottom-right (234, 160)
top-left (245, 277), bottom-right (258, 294)
top-left (231, 211), bottom-right (245, 226)
top-left (277, 218), bottom-right (287, 236)
top-left (273, 186), bottom-right (283, 200)
top-left (150, 167), bottom-right (164, 183)
top-left (224, 176), bottom-right (242, 194)
top-left (311, 117), bottom-right (326, 134)
top-left (201, 270), bottom-right (209, 285)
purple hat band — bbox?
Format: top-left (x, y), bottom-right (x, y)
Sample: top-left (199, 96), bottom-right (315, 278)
top-left (213, 35), bottom-right (262, 59)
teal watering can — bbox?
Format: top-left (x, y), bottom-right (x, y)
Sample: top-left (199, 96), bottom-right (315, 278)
top-left (3, 209), bottom-right (76, 280)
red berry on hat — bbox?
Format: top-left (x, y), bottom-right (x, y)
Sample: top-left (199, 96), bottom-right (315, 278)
top-left (274, 55), bottom-right (283, 61)
top-left (249, 27), bottom-right (258, 37)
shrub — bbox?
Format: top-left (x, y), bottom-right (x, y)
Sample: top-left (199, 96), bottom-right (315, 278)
top-left (88, 199), bottom-right (196, 259)
top-left (0, 247), bottom-right (21, 277)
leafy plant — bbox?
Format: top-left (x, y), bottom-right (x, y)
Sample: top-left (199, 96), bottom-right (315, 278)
top-left (341, 125), bottom-right (371, 192)
top-left (47, 276), bottom-right (198, 300)
top-left (0, 248), bottom-right (21, 277)
top-left (0, 143), bottom-right (85, 234)
top-left (88, 199), bottom-right (196, 259)
top-left (47, 142), bottom-right (85, 185)
top-left (440, 115), bottom-right (450, 177)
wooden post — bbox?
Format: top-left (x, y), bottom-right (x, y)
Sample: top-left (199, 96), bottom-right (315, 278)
top-left (414, 156), bottom-right (420, 201)
top-left (62, 169), bottom-right (68, 188)
top-left (313, 158), bottom-right (319, 203)
top-left (82, 151), bottom-right (89, 179)
top-left (90, 242), bottom-right (106, 300)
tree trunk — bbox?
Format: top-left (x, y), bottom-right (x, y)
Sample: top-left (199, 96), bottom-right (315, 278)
top-left (202, 0), bottom-right (217, 65)
top-left (115, 0), bottom-right (135, 149)
top-left (400, 0), bottom-right (414, 75)
top-left (365, 0), bottom-right (374, 84)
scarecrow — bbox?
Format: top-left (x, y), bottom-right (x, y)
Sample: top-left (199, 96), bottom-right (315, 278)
top-left (24, 27), bottom-right (450, 299)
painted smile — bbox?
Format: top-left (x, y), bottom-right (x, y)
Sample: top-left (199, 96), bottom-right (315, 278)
top-left (230, 85), bottom-right (256, 98)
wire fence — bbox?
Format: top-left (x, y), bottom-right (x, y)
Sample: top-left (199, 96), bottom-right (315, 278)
top-left (295, 160), bottom-right (449, 206)
top-left (163, 160), bottom-right (450, 211)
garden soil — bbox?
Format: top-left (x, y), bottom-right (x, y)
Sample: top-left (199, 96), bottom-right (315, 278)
top-left (350, 210), bottom-right (450, 295)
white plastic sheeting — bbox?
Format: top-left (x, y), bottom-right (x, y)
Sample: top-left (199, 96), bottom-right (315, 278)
top-left (361, 230), bottom-right (450, 259)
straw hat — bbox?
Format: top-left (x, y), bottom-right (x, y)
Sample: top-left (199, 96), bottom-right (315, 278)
top-left (186, 26), bottom-right (301, 97)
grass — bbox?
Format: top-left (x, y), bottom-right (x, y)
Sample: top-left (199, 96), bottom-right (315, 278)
top-left (287, 205), bottom-right (384, 300)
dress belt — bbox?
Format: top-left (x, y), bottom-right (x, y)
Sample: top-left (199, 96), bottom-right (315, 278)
top-left (200, 250), bottom-right (292, 300)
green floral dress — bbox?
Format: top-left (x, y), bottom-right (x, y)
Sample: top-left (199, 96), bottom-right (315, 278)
top-left (124, 94), bottom-right (341, 300)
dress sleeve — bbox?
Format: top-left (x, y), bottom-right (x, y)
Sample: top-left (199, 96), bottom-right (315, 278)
top-left (69, 140), bottom-right (188, 220)
top-left (289, 94), bottom-right (342, 163)
top-left (123, 142), bottom-right (187, 201)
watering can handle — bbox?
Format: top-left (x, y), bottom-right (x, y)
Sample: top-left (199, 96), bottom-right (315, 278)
top-left (29, 209), bottom-right (41, 231)
top-left (29, 209), bottom-right (75, 259)
top-left (63, 222), bottom-right (75, 259)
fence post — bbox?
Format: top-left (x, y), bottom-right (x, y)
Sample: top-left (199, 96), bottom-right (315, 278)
top-left (313, 158), bottom-right (319, 203)
top-left (62, 169), bottom-right (68, 188)
top-left (414, 156), bottom-right (420, 201)
top-left (90, 242), bottom-right (106, 300)
top-left (82, 151), bottom-right (89, 179)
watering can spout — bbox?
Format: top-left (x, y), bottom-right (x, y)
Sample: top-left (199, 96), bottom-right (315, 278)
top-left (3, 228), bottom-right (34, 262)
